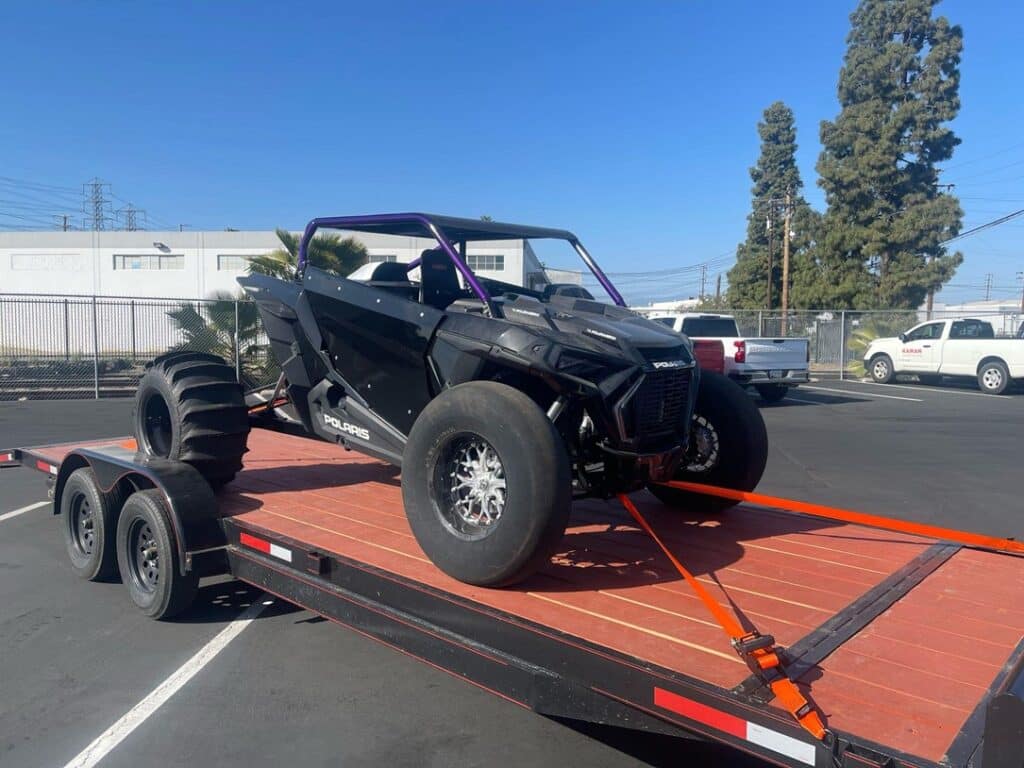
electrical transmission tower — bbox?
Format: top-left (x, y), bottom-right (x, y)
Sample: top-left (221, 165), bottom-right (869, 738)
top-left (82, 178), bottom-right (113, 230)
top-left (116, 203), bottom-right (146, 231)
top-left (984, 273), bottom-right (994, 301)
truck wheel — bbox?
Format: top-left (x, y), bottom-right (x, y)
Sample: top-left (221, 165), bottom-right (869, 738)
top-left (647, 371), bottom-right (768, 514)
top-left (755, 384), bottom-right (788, 403)
top-left (133, 352), bottom-right (249, 488)
top-left (116, 489), bottom-right (198, 619)
top-left (978, 360), bottom-right (1010, 395)
top-left (61, 467), bottom-right (127, 581)
top-left (402, 381), bottom-right (571, 587)
top-left (870, 354), bottom-right (894, 384)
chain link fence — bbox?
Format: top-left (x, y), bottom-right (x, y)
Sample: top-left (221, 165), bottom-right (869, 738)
top-left (2, 293), bottom-right (1021, 399)
top-left (0, 293), bottom-right (280, 400)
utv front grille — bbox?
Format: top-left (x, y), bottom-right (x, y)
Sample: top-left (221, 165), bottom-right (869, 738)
top-left (614, 366), bottom-right (692, 445)
top-left (635, 368), bottom-right (691, 437)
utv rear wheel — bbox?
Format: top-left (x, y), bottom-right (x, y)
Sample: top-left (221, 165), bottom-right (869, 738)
top-left (647, 371), bottom-right (768, 514)
top-left (133, 352), bottom-right (249, 488)
top-left (402, 381), bottom-right (571, 587)
top-left (61, 467), bottom-right (127, 581)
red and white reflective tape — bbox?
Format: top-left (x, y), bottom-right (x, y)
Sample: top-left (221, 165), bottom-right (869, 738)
top-left (654, 687), bottom-right (815, 766)
top-left (0, 452), bottom-right (14, 463)
top-left (239, 532), bottom-right (292, 563)
top-left (34, 459), bottom-right (58, 475)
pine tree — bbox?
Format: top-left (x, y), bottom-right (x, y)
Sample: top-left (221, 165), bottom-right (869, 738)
top-left (815, 0), bottom-right (964, 309)
top-left (727, 102), bottom-right (817, 309)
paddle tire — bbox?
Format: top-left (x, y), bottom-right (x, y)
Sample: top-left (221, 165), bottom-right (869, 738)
top-left (647, 371), bottom-right (768, 514)
top-left (133, 352), bottom-right (249, 488)
top-left (401, 381), bottom-right (571, 587)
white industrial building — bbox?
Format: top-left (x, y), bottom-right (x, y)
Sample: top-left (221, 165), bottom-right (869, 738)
top-left (0, 230), bottom-right (578, 300)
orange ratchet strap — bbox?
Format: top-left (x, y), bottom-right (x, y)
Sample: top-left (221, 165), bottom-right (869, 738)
top-left (660, 480), bottom-right (1024, 556)
top-left (617, 493), bottom-right (829, 743)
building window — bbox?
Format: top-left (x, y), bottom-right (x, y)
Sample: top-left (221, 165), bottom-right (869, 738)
top-left (113, 254), bottom-right (184, 270)
top-left (466, 254), bottom-right (504, 271)
top-left (367, 254), bottom-right (398, 264)
top-left (217, 254), bottom-right (254, 271)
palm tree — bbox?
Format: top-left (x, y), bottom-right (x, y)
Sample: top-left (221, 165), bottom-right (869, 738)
top-left (247, 228), bottom-right (369, 280)
top-left (166, 291), bottom-right (266, 387)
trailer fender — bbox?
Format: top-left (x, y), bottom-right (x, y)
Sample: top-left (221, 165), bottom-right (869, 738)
top-left (54, 446), bottom-right (225, 576)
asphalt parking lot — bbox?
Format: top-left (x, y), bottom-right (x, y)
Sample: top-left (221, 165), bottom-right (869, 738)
top-left (1, 381), bottom-right (1021, 768)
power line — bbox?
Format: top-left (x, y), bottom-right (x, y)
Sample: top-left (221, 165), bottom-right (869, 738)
top-left (942, 208), bottom-right (1024, 245)
top-left (82, 177), bottom-right (113, 231)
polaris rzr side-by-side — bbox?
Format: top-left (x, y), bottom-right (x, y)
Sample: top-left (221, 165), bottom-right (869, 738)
top-left (132, 214), bottom-right (767, 586)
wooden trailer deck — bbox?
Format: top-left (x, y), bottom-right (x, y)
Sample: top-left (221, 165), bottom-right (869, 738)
top-left (16, 429), bottom-right (1024, 766)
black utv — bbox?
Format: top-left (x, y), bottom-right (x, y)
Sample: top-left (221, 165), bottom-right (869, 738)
top-left (132, 214), bottom-right (767, 587)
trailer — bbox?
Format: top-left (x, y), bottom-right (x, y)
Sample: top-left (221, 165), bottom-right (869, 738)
top-left (2, 428), bottom-right (1023, 768)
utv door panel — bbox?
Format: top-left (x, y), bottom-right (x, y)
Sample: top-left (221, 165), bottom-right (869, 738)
top-left (303, 267), bottom-right (442, 434)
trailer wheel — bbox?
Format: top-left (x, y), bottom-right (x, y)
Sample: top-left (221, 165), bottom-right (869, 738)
top-left (116, 489), bottom-right (198, 619)
top-left (133, 351), bottom-right (249, 488)
top-left (754, 384), bottom-right (788, 403)
top-left (61, 467), bottom-right (127, 581)
top-left (647, 371), bottom-right (768, 514)
top-left (402, 381), bottom-right (571, 587)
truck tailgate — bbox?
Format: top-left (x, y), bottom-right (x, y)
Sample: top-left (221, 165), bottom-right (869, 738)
top-left (743, 337), bottom-right (808, 369)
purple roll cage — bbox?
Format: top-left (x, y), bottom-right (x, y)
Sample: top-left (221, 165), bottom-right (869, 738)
top-left (296, 213), bottom-right (625, 307)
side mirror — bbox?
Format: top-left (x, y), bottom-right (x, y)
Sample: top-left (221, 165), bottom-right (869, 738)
top-left (898, 333), bottom-right (907, 342)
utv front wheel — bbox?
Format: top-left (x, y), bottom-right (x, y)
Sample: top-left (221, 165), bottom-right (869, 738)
top-left (647, 371), bottom-right (768, 514)
top-left (402, 382), bottom-right (571, 587)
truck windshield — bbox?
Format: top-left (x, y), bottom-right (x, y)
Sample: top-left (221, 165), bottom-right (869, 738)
top-left (680, 317), bottom-right (740, 337)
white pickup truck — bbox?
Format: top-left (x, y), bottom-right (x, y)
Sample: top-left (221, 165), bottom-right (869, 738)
top-left (863, 318), bottom-right (1024, 395)
top-left (650, 313), bottom-right (810, 402)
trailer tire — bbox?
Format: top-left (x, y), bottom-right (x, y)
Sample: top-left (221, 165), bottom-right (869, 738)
top-left (402, 381), bottom-right (571, 587)
top-left (754, 384), bottom-right (788, 403)
top-left (61, 467), bottom-right (127, 581)
top-left (869, 354), bottom-right (894, 384)
top-left (647, 371), bottom-right (768, 514)
top-left (116, 489), bottom-right (198, 619)
top-left (133, 351), bottom-right (249, 488)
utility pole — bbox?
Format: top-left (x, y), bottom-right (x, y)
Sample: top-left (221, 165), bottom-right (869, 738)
top-left (1017, 271), bottom-right (1024, 314)
top-left (715, 273), bottom-right (722, 303)
top-left (984, 272), bottom-right (994, 301)
top-left (699, 262), bottom-right (708, 300)
top-left (781, 190), bottom-right (792, 334)
top-left (53, 214), bottom-right (73, 231)
top-left (178, 223), bottom-right (189, 232)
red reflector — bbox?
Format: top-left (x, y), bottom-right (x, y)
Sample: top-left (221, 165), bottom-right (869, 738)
top-left (733, 340), bottom-right (746, 364)
top-left (239, 532), bottom-right (271, 554)
top-left (0, 453), bottom-right (12, 463)
top-left (653, 687), bottom-right (746, 739)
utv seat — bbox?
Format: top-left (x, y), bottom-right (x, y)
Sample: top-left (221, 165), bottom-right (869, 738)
top-left (367, 261), bottom-right (418, 300)
top-left (420, 248), bottom-right (463, 310)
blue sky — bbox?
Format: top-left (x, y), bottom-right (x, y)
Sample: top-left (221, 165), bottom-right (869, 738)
top-left (2, 1), bottom-right (1022, 304)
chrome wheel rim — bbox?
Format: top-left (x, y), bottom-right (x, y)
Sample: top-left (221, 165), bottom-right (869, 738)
top-left (685, 415), bottom-right (720, 473)
top-left (982, 367), bottom-right (1003, 390)
top-left (437, 436), bottom-right (507, 537)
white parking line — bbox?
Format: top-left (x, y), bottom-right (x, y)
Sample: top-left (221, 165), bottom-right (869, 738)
top-left (785, 397), bottom-right (826, 405)
top-left (63, 597), bottom-right (272, 768)
top-left (801, 385), bottom-right (922, 402)
top-left (847, 379), bottom-right (1007, 399)
top-left (0, 500), bottom-right (50, 522)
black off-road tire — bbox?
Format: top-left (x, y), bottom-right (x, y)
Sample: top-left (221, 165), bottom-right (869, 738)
top-left (116, 489), bottom-right (198, 619)
top-left (647, 371), bottom-right (768, 514)
top-left (402, 381), bottom-right (571, 587)
top-left (869, 354), bottom-right (894, 384)
top-left (755, 384), bottom-right (789, 403)
top-left (133, 352), bottom-right (249, 488)
top-left (61, 467), bottom-right (127, 581)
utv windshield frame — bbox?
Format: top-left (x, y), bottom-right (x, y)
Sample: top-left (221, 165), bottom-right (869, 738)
top-left (296, 213), bottom-right (626, 309)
